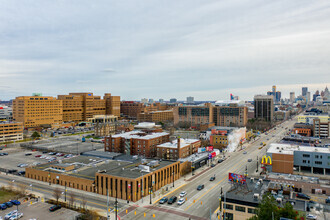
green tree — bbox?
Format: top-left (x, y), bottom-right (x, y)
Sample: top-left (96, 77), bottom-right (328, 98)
top-left (249, 193), bottom-right (299, 220)
top-left (31, 131), bottom-right (40, 139)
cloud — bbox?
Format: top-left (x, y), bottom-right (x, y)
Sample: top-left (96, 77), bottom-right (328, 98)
top-left (0, 0), bottom-right (329, 101)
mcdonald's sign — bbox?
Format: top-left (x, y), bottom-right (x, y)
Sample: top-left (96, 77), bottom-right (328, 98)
top-left (261, 155), bottom-right (272, 165)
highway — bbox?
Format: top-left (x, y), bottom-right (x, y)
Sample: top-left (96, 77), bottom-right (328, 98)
top-left (122, 117), bottom-right (297, 219)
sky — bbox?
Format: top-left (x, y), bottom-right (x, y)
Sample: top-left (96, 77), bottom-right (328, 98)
top-left (0, 0), bottom-right (330, 101)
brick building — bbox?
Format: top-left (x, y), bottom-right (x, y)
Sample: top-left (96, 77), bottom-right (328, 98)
top-left (156, 138), bottom-right (201, 160)
top-left (104, 130), bottom-right (170, 157)
top-left (121, 102), bottom-right (171, 120)
top-left (173, 102), bottom-right (248, 128)
top-left (88, 115), bottom-right (118, 137)
top-left (138, 110), bottom-right (173, 122)
top-left (13, 95), bottom-right (63, 128)
top-left (58, 92), bottom-right (120, 122)
top-left (25, 156), bottom-right (180, 202)
top-left (0, 121), bottom-right (23, 142)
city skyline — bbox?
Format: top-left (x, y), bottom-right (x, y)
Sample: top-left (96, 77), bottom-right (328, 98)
top-left (1, 1), bottom-right (330, 100)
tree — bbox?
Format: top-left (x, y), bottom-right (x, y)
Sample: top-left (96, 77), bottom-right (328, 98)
top-left (17, 183), bottom-right (27, 196)
top-left (31, 131), bottom-right (41, 139)
top-left (249, 193), bottom-right (299, 220)
top-left (53, 187), bottom-right (62, 204)
top-left (68, 191), bottom-right (76, 208)
top-left (81, 194), bottom-right (87, 211)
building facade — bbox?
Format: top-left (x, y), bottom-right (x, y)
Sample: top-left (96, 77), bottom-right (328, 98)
top-left (313, 119), bottom-right (330, 138)
top-left (13, 96), bottom-right (63, 128)
top-left (88, 115), bottom-right (118, 137)
top-left (25, 156), bottom-right (180, 202)
top-left (254, 95), bottom-right (274, 121)
top-left (104, 131), bottom-right (170, 157)
top-left (0, 106), bottom-right (12, 120)
top-left (138, 110), bottom-right (173, 122)
top-left (156, 138), bottom-right (201, 160)
top-left (0, 122), bottom-right (23, 142)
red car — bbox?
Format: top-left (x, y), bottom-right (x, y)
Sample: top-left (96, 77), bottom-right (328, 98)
top-left (35, 155), bottom-right (42, 158)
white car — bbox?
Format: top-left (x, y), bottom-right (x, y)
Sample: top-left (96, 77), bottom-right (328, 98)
top-left (40, 155), bottom-right (46, 159)
top-left (179, 191), bottom-right (187, 197)
top-left (306, 214), bottom-right (317, 220)
top-left (5, 210), bottom-right (17, 220)
top-left (9, 212), bottom-right (23, 220)
top-left (177, 198), bottom-right (185, 205)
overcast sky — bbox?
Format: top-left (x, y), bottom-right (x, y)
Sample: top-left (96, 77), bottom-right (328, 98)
top-left (1, 0), bottom-right (330, 101)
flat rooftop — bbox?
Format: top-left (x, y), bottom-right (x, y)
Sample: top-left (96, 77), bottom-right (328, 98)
top-left (111, 130), bottom-right (169, 140)
top-left (32, 155), bottom-right (177, 180)
top-left (267, 143), bottom-right (330, 155)
top-left (157, 139), bottom-right (199, 149)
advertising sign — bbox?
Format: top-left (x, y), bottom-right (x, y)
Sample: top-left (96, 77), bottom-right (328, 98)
top-left (198, 147), bottom-right (206, 153)
top-left (206, 146), bottom-right (214, 151)
top-left (211, 152), bottom-right (216, 158)
top-left (261, 155), bottom-right (272, 165)
top-left (228, 173), bottom-right (246, 184)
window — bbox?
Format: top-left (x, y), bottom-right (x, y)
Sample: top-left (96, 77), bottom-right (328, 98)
top-left (303, 160), bottom-right (306, 163)
top-left (303, 154), bottom-right (310, 158)
top-left (315, 161), bottom-right (322, 165)
top-left (315, 155), bottom-right (319, 159)
top-left (248, 208), bottom-right (256, 214)
top-left (235, 206), bottom-right (246, 212)
top-left (224, 203), bottom-right (233, 210)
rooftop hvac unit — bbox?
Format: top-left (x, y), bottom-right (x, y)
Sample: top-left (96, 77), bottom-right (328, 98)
top-left (149, 160), bottom-right (159, 167)
top-left (139, 165), bottom-right (150, 173)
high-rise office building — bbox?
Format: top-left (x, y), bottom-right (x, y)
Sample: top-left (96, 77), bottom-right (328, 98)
top-left (302, 87), bottom-right (308, 97)
top-left (267, 85), bottom-right (281, 103)
top-left (254, 95), bottom-right (274, 122)
top-left (13, 95), bottom-right (63, 127)
top-left (186, 96), bottom-right (194, 104)
top-left (141, 98), bottom-right (148, 104)
top-left (159, 99), bottom-right (164, 103)
top-left (290, 92), bottom-right (295, 103)
top-left (57, 92), bottom-right (120, 122)
top-left (306, 92), bottom-right (311, 104)
top-left (148, 99), bottom-right (154, 104)
top-left (170, 98), bottom-right (177, 103)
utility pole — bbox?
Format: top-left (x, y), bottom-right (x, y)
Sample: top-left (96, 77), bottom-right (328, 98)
top-left (107, 189), bottom-right (110, 220)
top-left (149, 186), bottom-right (152, 204)
top-left (256, 156), bottom-right (259, 173)
top-left (172, 171), bottom-right (175, 187)
top-left (115, 190), bottom-right (118, 220)
top-left (219, 187), bottom-right (223, 218)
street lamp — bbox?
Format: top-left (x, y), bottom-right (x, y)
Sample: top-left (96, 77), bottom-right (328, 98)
top-left (172, 171), bottom-right (175, 187)
top-left (64, 183), bottom-right (67, 202)
top-left (256, 156), bottom-right (259, 173)
top-left (149, 186), bottom-right (152, 204)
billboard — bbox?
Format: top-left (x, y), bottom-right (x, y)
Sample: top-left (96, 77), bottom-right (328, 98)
top-left (206, 146), bottom-right (214, 151)
top-left (198, 147), bottom-right (206, 153)
top-left (228, 173), bottom-right (246, 184)
top-left (261, 155), bottom-right (272, 165)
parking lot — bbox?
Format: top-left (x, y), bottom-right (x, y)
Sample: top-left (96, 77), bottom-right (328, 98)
top-left (20, 136), bottom-right (104, 154)
top-left (0, 147), bottom-right (75, 173)
top-left (0, 200), bottom-right (80, 220)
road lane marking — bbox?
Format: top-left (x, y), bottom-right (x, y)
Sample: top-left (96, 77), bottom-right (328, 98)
top-left (153, 183), bottom-right (187, 204)
top-left (184, 159), bottom-right (246, 211)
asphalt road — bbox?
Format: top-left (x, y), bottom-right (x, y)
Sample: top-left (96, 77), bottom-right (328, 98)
top-left (122, 118), bottom-right (297, 220)
top-left (0, 173), bottom-right (127, 213)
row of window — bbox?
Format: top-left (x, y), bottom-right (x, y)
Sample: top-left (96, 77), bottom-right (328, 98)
top-left (224, 203), bottom-right (256, 214)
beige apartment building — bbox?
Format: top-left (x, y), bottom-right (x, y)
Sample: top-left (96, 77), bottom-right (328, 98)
top-left (13, 96), bottom-right (63, 128)
top-left (138, 110), bottom-right (174, 122)
top-left (88, 115), bottom-right (118, 137)
top-left (0, 122), bottom-right (23, 142)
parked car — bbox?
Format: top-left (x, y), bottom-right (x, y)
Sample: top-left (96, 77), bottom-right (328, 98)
top-left (42, 151), bottom-right (48, 154)
top-left (306, 214), bottom-right (317, 220)
top-left (25, 153), bottom-right (32, 156)
top-left (0, 203), bottom-right (7, 210)
top-left (4, 210), bottom-right (17, 220)
top-left (7, 169), bottom-right (17, 174)
top-left (197, 184), bottom-right (204, 191)
top-left (5, 202), bottom-right (13, 208)
top-left (179, 191), bottom-right (187, 197)
top-left (18, 171), bottom-right (25, 176)
top-left (209, 176), bottom-right (216, 181)
top-left (218, 159), bottom-right (224, 163)
top-left (177, 198), bottom-right (185, 205)
top-left (243, 151), bottom-right (247, 154)
top-left (167, 196), bottom-right (177, 204)
top-left (159, 197), bottom-right (168, 204)
top-left (35, 155), bottom-right (42, 158)
top-left (247, 159), bottom-right (252, 162)
top-left (326, 197), bottom-right (330, 203)
top-left (10, 200), bottom-right (20, 205)
top-left (296, 193), bottom-right (310, 200)
top-left (48, 152), bottom-right (56, 155)
top-left (9, 212), bottom-right (23, 220)
top-left (211, 164), bottom-right (215, 167)
top-left (49, 205), bottom-right (61, 212)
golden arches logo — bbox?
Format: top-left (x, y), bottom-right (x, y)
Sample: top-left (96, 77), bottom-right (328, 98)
top-left (261, 156), bottom-right (272, 165)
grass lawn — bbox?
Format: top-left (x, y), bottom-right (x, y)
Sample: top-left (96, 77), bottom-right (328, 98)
top-left (0, 189), bottom-right (19, 203)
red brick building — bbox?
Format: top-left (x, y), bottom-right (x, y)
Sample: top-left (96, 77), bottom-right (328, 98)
top-left (104, 130), bottom-right (170, 157)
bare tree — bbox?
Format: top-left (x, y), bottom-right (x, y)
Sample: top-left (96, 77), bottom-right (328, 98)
top-left (68, 190), bottom-right (76, 208)
top-left (53, 187), bottom-right (61, 204)
top-left (17, 183), bottom-right (27, 196)
top-left (81, 194), bottom-right (87, 211)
